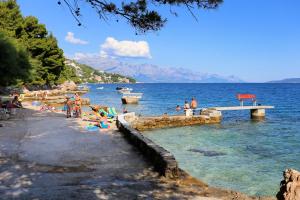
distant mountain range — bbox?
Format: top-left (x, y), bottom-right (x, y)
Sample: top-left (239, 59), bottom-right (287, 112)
top-left (73, 57), bottom-right (244, 83)
top-left (267, 78), bottom-right (300, 83)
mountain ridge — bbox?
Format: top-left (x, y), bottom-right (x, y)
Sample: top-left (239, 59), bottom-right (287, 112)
top-left (72, 57), bottom-right (244, 83)
top-left (267, 78), bottom-right (300, 83)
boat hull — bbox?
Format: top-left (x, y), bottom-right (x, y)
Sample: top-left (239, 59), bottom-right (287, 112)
top-left (121, 97), bottom-right (139, 104)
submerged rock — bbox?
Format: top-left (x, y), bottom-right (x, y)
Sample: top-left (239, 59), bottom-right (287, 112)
top-left (188, 148), bottom-right (226, 157)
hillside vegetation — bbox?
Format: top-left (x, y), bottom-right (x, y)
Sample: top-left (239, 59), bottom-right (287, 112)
top-left (64, 59), bottom-right (136, 84)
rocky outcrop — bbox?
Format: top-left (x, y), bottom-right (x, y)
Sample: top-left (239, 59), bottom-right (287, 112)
top-left (59, 81), bottom-right (77, 91)
top-left (277, 169), bottom-right (300, 200)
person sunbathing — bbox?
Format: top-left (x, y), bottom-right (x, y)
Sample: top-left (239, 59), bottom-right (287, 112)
top-left (99, 112), bottom-right (109, 129)
top-left (82, 106), bottom-right (101, 122)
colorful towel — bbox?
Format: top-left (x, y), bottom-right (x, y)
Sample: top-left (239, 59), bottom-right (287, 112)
top-left (108, 107), bottom-right (117, 116)
top-left (85, 124), bottom-right (99, 131)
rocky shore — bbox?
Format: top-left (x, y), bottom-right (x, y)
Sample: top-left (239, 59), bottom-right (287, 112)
top-left (20, 81), bottom-right (90, 105)
top-left (277, 169), bottom-right (300, 200)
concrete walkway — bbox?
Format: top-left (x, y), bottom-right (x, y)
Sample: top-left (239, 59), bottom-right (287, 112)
top-left (0, 108), bottom-right (272, 200)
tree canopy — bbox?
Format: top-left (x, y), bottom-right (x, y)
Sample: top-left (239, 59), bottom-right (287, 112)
top-left (59, 0), bottom-right (223, 32)
top-left (0, 32), bottom-right (31, 86)
top-left (0, 0), bottom-right (73, 87)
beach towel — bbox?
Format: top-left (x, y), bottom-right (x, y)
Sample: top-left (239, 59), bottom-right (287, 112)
top-left (108, 107), bottom-right (117, 116)
top-left (32, 101), bottom-right (41, 106)
top-left (85, 124), bottom-right (99, 132)
top-left (99, 108), bottom-right (114, 118)
top-left (100, 121), bottom-right (109, 129)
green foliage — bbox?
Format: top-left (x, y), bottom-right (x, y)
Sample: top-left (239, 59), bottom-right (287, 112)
top-left (60, 0), bottom-right (223, 32)
top-left (0, 32), bottom-right (31, 86)
top-left (0, 0), bottom-right (136, 88)
top-left (65, 59), bottom-right (136, 84)
top-left (0, 0), bottom-right (23, 37)
top-left (0, 0), bottom-right (66, 87)
top-left (57, 64), bottom-right (81, 84)
top-left (127, 77), bottom-right (136, 83)
top-left (17, 16), bottom-right (65, 86)
top-left (28, 58), bottom-right (46, 85)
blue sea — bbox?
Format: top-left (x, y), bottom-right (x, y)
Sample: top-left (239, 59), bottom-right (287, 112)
top-left (84, 83), bottom-right (300, 196)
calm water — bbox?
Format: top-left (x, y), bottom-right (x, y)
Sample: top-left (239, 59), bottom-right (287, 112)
top-left (84, 83), bottom-right (300, 196)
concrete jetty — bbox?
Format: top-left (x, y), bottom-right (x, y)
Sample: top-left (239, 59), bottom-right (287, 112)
top-left (124, 112), bottom-right (222, 131)
top-left (123, 105), bottom-right (274, 132)
top-left (207, 105), bottom-right (274, 120)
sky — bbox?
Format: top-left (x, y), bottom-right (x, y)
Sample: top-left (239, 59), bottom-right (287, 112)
top-left (18, 0), bottom-right (300, 82)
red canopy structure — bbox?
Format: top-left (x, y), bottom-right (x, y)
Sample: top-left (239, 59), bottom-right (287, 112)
top-left (237, 94), bottom-right (256, 100)
top-left (237, 94), bottom-right (257, 106)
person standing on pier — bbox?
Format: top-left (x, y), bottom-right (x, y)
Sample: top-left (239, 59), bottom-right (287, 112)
top-left (191, 97), bottom-right (198, 109)
top-left (184, 100), bottom-right (190, 110)
top-left (191, 97), bottom-right (198, 115)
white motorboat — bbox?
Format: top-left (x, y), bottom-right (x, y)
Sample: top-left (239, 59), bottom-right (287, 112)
top-left (116, 87), bottom-right (133, 93)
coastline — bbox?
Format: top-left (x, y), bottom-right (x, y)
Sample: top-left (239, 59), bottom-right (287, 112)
top-left (0, 102), bottom-right (276, 199)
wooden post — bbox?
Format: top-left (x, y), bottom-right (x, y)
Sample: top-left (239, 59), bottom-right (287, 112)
top-left (250, 109), bottom-right (265, 120)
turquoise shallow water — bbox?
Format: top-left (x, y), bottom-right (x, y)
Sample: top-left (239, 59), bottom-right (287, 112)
top-left (84, 83), bottom-right (300, 196)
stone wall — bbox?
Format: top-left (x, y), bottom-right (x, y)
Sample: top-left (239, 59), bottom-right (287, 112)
top-left (131, 114), bottom-right (221, 131)
top-left (117, 113), bottom-right (180, 179)
top-left (277, 169), bottom-right (300, 200)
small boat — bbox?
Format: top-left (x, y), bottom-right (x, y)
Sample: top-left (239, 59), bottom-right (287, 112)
top-left (119, 90), bottom-right (131, 94)
top-left (121, 93), bottom-right (143, 104)
top-left (96, 87), bottom-right (104, 90)
top-left (77, 85), bottom-right (89, 91)
top-left (116, 87), bottom-right (133, 93)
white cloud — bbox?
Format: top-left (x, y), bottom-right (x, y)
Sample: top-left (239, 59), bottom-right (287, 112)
top-left (100, 37), bottom-right (151, 58)
top-left (65, 32), bottom-right (88, 45)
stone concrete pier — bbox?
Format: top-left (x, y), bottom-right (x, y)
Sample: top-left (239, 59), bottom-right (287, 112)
top-left (250, 108), bottom-right (266, 120)
top-left (208, 105), bottom-right (274, 120)
top-left (129, 113), bottom-right (222, 131)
